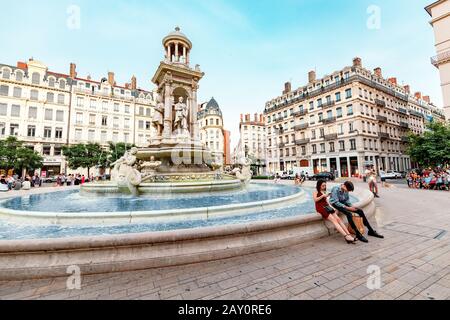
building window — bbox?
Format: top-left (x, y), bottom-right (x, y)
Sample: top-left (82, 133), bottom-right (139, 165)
top-left (101, 131), bottom-right (107, 142)
top-left (320, 143), bottom-right (325, 153)
top-left (76, 112), bottom-right (83, 124)
top-left (347, 105), bottom-right (354, 116)
top-left (27, 125), bottom-right (36, 137)
top-left (335, 92), bottom-right (341, 102)
top-left (138, 120), bottom-right (144, 129)
top-left (112, 132), bottom-right (119, 143)
top-left (32, 72), bottom-right (40, 85)
top-left (76, 97), bottom-right (84, 107)
top-left (345, 88), bottom-right (352, 99)
top-left (146, 108), bottom-right (151, 117)
top-left (28, 107), bottom-right (37, 119)
top-left (13, 87), bottom-right (22, 98)
top-left (309, 101), bottom-right (314, 110)
top-left (350, 139), bottom-right (356, 150)
top-left (56, 110), bottom-right (64, 122)
top-left (89, 114), bottom-right (96, 125)
top-left (88, 130), bottom-right (95, 141)
top-left (0, 122), bottom-right (5, 136)
top-left (43, 146), bottom-right (51, 156)
top-left (75, 129), bottom-right (82, 141)
top-left (312, 145), bottom-right (317, 154)
top-left (312, 129), bottom-right (316, 139)
top-left (113, 117), bottom-right (119, 128)
top-left (0, 103), bottom-right (7, 116)
top-left (59, 80), bottom-right (65, 90)
top-left (48, 78), bottom-right (55, 87)
top-left (54, 146), bottom-right (62, 156)
top-left (124, 118), bottom-right (130, 129)
top-left (125, 105), bottom-right (130, 113)
top-left (114, 103), bottom-right (119, 112)
top-left (11, 105), bottom-right (20, 117)
top-left (44, 127), bottom-right (52, 138)
top-left (339, 140), bottom-right (345, 151)
top-left (45, 109), bottom-right (53, 121)
top-left (55, 128), bottom-right (63, 139)
top-left (30, 90), bottom-right (39, 101)
top-left (10, 124), bottom-right (19, 136)
top-left (139, 107), bottom-right (144, 115)
top-left (57, 94), bottom-right (65, 105)
top-left (46, 92), bottom-right (54, 103)
top-left (336, 107), bottom-right (343, 118)
top-left (15, 71), bottom-right (23, 81)
top-left (90, 99), bottom-right (96, 109)
top-left (0, 85), bottom-right (9, 96)
top-left (101, 116), bottom-right (108, 126)
top-left (330, 142), bottom-right (335, 152)
top-left (102, 101), bottom-right (108, 112)
top-left (349, 122), bottom-right (354, 132)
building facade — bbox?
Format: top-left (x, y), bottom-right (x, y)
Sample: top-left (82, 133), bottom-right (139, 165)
top-left (264, 57), bottom-right (446, 177)
top-left (426, 0), bottom-right (450, 121)
top-left (0, 59), bottom-right (155, 176)
top-left (237, 113), bottom-right (267, 175)
top-left (198, 97), bottom-right (229, 164)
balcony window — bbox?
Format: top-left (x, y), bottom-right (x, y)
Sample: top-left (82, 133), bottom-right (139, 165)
top-left (27, 125), bottom-right (36, 137)
top-left (55, 128), bottom-right (63, 139)
top-left (45, 109), bottom-right (53, 121)
top-left (0, 103), bottom-right (7, 116)
top-left (47, 92), bottom-right (54, 103)
top-left (11, 105), bottom-right (20, 117)
top-left (336, 107), bottom-right (343, 118)
top-left (30, 90), bottom-right (39, 101)
top-left (31, 72), bottom-right (40, 85)
top-left (44, 127), bottom-right (52, 139)
top-left (347, 105), bottom-right (354, 116)
top-left (13, 87), bottom-right (22, 98)
top-left (345, 88), bottom-right (352, 99)
top-left (0, 85), bottom-right (9, 96)
top-left (58, 94), bottom-right (65, 105)
top-left (56, 110), bottom-right (64, 122)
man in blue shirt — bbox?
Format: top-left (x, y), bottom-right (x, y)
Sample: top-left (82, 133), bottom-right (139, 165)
top-left (330, 181), bottom-right (384, 243)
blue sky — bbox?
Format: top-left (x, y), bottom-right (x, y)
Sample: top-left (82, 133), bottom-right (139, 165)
top-left (0, 0), bottom-right (442, 148)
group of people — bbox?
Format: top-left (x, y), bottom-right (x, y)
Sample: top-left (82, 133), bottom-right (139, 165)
top-left (407, 168), bottom-right (450, 191)
top-left (0, 174), bottom-right (34, 191)
top-left (55, 174), bottom-right (90, 187)
top-left (313, 180), bottom-right (384, 244)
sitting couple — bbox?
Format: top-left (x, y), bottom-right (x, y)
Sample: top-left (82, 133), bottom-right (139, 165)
top-left (314, 180), bottom-right (384, 244)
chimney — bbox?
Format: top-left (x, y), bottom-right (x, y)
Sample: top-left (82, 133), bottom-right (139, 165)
top-left (414, 92), bottom-right (422, 100)
top-left (404, 85), bottom-right (410, 94)
top-left (87, 75), bottom-right (92, 80)
top-left (388, 77), bottom-right (397, 86)
top-left (131, 75), bottom-right (137, 90)
top-left (254, 113), bottom-right (258, 122)
top-left (283, 82), bottom-right (292, 95)
top-left (245, 114), bottom-right (250, 122)
top-left (308, 71), bottom-right (316, 83)
top-left (374, 68), bottom-right (382, 77)
top-left (353, 57), bottom-right (362, 67)
top-left (17, 61), bottom-right (28, 70)
top-left (125, 83), bottom-right (131, 89)
top-left (70, 63), bottom-right (77, 79)
top-left (108, 71), bottom-right (115, 86)
top-left (423, 96), bottom-right (431, 103)
top-left (240, 114), bottom-right (244, 122)
top-left (260, 114), bottom-right (264, 123)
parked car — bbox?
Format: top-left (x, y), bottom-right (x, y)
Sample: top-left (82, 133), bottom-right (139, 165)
top-left (380, 170), bottom-right (402, 179)
top-left (309, 172), bottom-right (335, 181)
top-left (41, 176), bottom-right (57, 184)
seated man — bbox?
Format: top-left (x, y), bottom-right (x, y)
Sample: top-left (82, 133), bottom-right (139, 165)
top-left (329, 181), bottom-right (384, 243)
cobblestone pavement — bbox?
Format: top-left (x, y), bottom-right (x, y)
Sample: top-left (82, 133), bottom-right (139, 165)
top-left (0, 181), bottom-right (449, 300)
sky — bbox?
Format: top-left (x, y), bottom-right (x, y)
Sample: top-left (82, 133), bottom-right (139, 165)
top-left (0, 0), bottom-right (442, 149)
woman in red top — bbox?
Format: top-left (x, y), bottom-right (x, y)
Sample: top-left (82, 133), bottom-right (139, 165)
top-left (313, 179), bottom-right (356, 244)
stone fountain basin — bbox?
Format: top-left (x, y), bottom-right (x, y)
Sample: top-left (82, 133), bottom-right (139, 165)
top-left (0, 187), bottom-right (306, 226)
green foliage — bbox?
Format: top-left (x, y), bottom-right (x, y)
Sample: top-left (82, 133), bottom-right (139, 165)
top-left (0, 136), bottom-right (43, 173)
top-left (107, 142), bottom-right (136, 166)
top-left (406, 122), bottom-right (450, 168)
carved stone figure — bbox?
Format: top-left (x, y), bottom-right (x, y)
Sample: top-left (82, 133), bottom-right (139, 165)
top-left (232, 157), bottom-right (253, 184)
top-left (140, 156), bottom-right (162, 182)
top-left (111, 147), bottom-right (142, 195)
top-left (152, 94), bottom-right (165, 137)
top-left (173, 96), bottom-right (189, 133)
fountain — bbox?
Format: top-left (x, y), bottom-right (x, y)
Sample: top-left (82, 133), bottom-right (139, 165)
top-left (82, 27), bottom-right (250, 196)
top-left (0, 28), bottom-right (376, 280)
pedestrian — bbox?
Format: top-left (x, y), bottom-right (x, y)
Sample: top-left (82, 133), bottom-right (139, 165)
top-left (81, 175), bottom-right (86, 184)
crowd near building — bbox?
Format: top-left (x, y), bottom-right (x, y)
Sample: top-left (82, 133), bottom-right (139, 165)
top-left (426, 0), bottom-right (450, 121)
top-left (263, 57), bottom-right (446, 177)
top-left (233, 113), bottom-right (267, 175)
top-left (0, 58), bottom-right (232, 176)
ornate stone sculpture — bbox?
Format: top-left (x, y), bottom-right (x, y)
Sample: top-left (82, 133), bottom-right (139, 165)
top-left (173, 96), bottom-right (189, 134)
top-left (232, 157), bottom-right (253, 184)
top-left (152, 94), bottom-right (165, 137)
top-left (111, 148), bottom-right (142, 196)
top-left (140, 157), bottom-right (162, 182)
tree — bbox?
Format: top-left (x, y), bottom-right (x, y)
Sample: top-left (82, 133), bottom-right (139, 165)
top-left (406, 122), bottom-right (450, 168)
top-left (0, 136), bottom-right (43, 175)
top-left (62, 143), bottom-right (108, 177)
top-left (107, 142), bottom-right (136, 166)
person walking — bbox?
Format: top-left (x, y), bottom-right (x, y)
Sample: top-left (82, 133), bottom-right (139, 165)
top-left (329, 181), bottom-right (384, 243)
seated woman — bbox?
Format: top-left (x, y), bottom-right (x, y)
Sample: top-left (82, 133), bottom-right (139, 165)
top-left (313, 179), bottom-right (356, 244)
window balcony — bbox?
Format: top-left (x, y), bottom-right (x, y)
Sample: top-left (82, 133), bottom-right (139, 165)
top-left (294, 123), bottom-right (309, 131)
top-left (431, 49), bottom-right (450, 68)
top-left (375, 99), bottom-right (386, 107)
top-left (295, 138), bottom-right (310, 145)
top-left (376, 115), bottom-right (388, 123)
top-left (321, 100), bottom-right (336, 109)
top-left (324, 133), bottom-right (338, 141)
top-left (379, 132), bottom-right (390, 140)
top-left (293, 110), bottom-right (308, 117)
top-left (321, 117), bottom-right (337, 124)
top-left (399, 122), bottom-right (409, 129)
top-left (398, 108), bottom-right (408, 115)
top-left (401, 136), bottom-right (409, 142)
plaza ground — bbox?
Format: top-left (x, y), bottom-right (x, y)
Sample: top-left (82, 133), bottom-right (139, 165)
top-left (0, 180), bottom-right (449, 300)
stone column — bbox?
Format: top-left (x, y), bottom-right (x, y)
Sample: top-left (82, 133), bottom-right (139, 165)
top-left (183, 46), bottom-right (186, 63)
top-left (190, 89), bottom-right (199, 141)
top-left (168, 45), bottom-right (172, 62)
top-left (163, 84), bottom-right (173, 139)
top-left (175, 43), bottom-right (179, 62)
top-left (337, 158), bottom-right (341, 178)
top-left (347, 156), bottom-right (351, 177)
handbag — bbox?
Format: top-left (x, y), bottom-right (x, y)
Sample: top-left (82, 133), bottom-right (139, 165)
top-left (347, 214), bottom-right (365, 235)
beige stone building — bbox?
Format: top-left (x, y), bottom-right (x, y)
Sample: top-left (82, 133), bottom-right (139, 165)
top-left (236, 113), bottom-right (267, 175)
top-left (198, 97), bottom-right (227, 164)
top-left (264, 57), bottom-right (445, 177)
top-left (426, 0), bottom-right (450, 121)
top-left (0, 59), bottom-right (155, 176)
